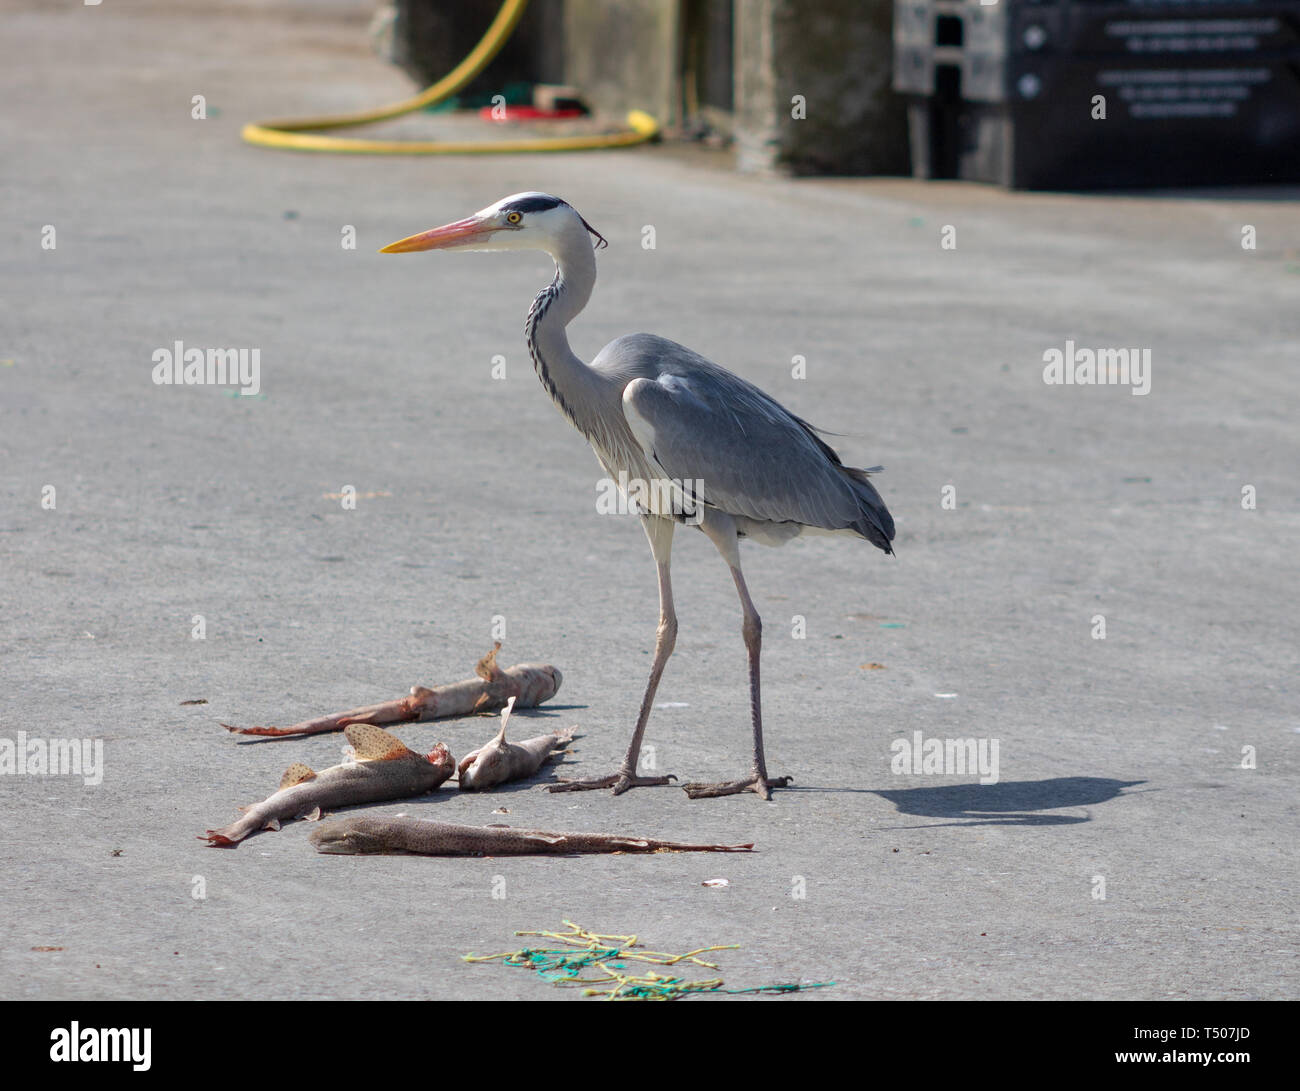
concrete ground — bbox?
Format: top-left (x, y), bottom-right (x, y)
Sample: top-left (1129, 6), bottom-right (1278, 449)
top-left (2, 0), bottom-right (1297, 1001)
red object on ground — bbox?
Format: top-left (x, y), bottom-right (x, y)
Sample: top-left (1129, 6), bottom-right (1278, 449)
top-left (477, 106), bottom-right (585, 122)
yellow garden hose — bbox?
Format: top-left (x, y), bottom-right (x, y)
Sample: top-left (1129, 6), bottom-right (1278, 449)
top-left (241, 0), bottom-right (658, 155)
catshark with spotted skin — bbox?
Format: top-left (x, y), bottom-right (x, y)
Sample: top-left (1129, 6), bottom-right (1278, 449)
top-left (457, 696), bottom-right (576, 790)
top-left (201, 723), bottom-right (455, 847)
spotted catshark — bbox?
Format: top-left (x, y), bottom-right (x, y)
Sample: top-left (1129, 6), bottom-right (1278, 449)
top-left (202, 723), bottom-right (455, 847)
top-left (309, 815), bottom-right (755, 855)
top-left (457, 696), bottom-right (576, 790)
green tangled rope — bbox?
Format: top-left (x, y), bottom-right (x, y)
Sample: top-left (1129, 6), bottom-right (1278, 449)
top-left (464, 920), bottom-right (834, 1000)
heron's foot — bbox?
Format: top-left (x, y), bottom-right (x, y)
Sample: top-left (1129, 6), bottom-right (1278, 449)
top-left (682, 774), bottom-right (792, 801)
top-left (548, 770), bottom-right (677, 796)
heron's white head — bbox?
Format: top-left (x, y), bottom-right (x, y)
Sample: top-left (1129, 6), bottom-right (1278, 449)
top-left (380, 192), bottom-right (606, 257)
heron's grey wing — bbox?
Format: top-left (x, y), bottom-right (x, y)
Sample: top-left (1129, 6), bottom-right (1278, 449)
top-left (620, 369), bottom-right (888, 539)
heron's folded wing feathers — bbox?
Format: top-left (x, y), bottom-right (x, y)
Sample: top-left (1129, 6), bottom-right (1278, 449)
top-left (621, 370), bottom-right (869, 531)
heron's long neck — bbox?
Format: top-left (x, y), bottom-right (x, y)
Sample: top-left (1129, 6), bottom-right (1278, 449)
top-left (525, 238), bottom-right (613, 445)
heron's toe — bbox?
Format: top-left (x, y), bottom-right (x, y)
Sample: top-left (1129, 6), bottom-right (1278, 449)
top-left (682, 774), bottom-right (791, 800)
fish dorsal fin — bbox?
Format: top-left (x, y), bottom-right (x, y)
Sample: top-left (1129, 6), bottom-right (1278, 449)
top-left (475, 642), bottom-right (504, 682)
top-left (495, 695), bottom-right (516, 744)
top-left (343, 722), bottom-right (413, 762)
top-left (279, 763), bottom-right (317, 789)
top-left (522, 832), bottom-right (566, 845)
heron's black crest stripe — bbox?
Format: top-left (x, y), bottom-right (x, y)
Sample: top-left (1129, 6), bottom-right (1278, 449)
top-left (502, 194), bottom-right (608, 250)
top-left (502, 194), bottom-right (564, 215)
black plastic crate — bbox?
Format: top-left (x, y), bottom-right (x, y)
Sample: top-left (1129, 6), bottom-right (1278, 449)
top-left (957, 53), bottom-right (1300, 186)
top-left (895, 0), bottom-right (967, 95)
top-left (895, 0), bottom-right (1300, 187)
top-left (963, 0), bottom-right (1300, 101)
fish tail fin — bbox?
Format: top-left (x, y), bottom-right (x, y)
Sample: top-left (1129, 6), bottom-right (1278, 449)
top-left (495, 695), bottom-right (516, 742)
top-left (652, 841), bottom-right (755, 853)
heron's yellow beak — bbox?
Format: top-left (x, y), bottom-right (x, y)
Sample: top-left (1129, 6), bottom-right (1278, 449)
top-left (380, 217), bottom-right (492, 253)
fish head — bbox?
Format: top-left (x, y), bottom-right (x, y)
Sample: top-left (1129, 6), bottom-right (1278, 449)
top-left (310, 820), bottom-right (394, 855)
top-left (457, 738), bottom-right (507, 791)
top-left (426, 743), bottom-right (455, 777)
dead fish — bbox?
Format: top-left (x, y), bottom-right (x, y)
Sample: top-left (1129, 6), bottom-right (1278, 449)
top-left (201, 724), bottom-right (455, 847)
top-left (457, 696), bottom-right (575, 790)
top-left (309, 815), bottom-right (754, 856)
top-left (222, 643), bottom-right (562, 738)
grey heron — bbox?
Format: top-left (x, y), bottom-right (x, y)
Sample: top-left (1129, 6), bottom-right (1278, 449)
top-left (381, 193), bottom-right (894, 800)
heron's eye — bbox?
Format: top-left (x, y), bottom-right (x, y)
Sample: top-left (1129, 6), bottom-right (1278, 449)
top-left (506, 211), bottom-right (523, 225)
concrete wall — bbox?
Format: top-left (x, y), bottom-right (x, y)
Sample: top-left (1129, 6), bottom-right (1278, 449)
top-left (563, 0), bottom-right (681, 125)
top-left (385, 0), bottom-right (909, 175)
top-left (734, 0), bottom-right (908, 175)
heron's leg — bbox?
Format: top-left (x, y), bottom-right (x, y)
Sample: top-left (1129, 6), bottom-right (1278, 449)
top-left (549, 516), bottom-right (678, 795)
top-left (683, 523), bottom-right (791, 801)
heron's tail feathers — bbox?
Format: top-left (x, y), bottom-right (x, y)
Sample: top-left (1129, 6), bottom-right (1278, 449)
top-left (842, 465), bottom-right (896, 555)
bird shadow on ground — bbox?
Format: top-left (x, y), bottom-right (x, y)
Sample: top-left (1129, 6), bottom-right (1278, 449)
top-left (862, 777), bottom-right (1149, 829)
